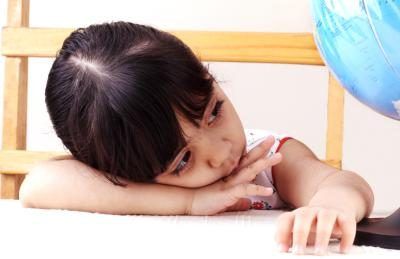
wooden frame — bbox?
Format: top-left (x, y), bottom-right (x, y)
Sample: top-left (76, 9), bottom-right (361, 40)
top-left (0, 0), bottom-right (344, 199)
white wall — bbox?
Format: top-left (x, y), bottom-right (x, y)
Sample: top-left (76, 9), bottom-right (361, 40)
top-left (1, 0), bottom-right (399, 213)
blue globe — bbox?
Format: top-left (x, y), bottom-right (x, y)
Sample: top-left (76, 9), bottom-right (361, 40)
top-left (311, 0), bottom-right (400, 120)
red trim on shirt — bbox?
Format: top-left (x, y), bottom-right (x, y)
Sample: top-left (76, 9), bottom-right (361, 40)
top-left (276, 137), bottom-right (293, 152)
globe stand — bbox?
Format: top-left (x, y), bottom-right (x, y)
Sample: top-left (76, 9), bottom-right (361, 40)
top-left (354, 208), bottom-right (400, 250)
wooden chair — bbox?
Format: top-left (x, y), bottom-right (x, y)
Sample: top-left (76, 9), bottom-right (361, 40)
top-left (0, 0), bottom-right (344, 199)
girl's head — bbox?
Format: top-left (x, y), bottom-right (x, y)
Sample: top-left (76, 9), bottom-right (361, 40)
top-left (46, 22), bottom-right (246, 188)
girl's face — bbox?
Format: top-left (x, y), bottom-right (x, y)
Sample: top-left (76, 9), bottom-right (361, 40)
top-left (155, 84), bottom-right (246, 188)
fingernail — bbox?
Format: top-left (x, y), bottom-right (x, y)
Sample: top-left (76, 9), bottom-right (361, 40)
top-left (292, 245), bottom-right (305, 255)
top-left (314, 246), bottom-right (326, 255)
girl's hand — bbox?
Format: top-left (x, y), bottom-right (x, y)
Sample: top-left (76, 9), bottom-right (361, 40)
top-left (275, 206), bottom-right (357, 255)
top-left (187, 136), bottom-right (282, 216)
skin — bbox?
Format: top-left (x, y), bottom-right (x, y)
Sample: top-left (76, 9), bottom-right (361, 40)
top-left (20, 83), bottom-right (374, 256)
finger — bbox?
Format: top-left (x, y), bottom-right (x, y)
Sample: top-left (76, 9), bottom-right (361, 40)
top-left (238, 135), bottom-right (275, 169)
top-left (313, 210), bottom-right (338, 255)
top-left (275, 212), bottom-right (295, 252)
top-left (229, 184), bottom-right (273, 201)
top-left (227, 153), bottom-right (282, 186)
top-left (292, 208), bottom-right (317, 255)
top-left (225, 198), bottom-right (251, 212)
top-left (337, 213), bottom-right (356, 253)
top-left (225, 153), bottom-right (282, 187)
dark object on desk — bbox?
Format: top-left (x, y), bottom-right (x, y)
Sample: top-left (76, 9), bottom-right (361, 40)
top-left (354, 208), bottom-right (400, 250)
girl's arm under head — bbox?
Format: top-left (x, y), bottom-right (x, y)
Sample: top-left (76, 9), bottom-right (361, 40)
top-left (20, 157), bottom-right (269, 216)
top-left (19, 159), bottom-right (193, 215)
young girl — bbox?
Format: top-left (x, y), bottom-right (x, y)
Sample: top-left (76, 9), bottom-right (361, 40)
top-left (20, 22), bottom-right (374, 256)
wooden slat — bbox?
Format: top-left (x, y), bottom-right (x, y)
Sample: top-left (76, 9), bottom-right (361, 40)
top-left (173, 31), bottom-right (324, 65)
top-left (2, 27), bottom-right (73, 57)
top-left (2, 57), bottom-right (28, 149)
top-left (1, 0), bottom-right (30, 199)
top-left (0, 150), bottom-right (69, 174)
top-left (7, 0), bottom-right (29, 26)
top-left (0, 174), bottom-right (25, 199)
top-left (3, 0), bottom-right (29, 150)
top-left (1, 28), bottom-right (324, 65)
top-left (325, 74), bottom-right (345, 169)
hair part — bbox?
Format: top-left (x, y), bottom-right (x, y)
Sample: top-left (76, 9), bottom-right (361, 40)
top-left (45, 22), bottom-right (215, 185)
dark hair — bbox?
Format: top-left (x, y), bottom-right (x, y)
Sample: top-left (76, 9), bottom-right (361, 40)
top-left (45, 22), bottom-right (215, 185)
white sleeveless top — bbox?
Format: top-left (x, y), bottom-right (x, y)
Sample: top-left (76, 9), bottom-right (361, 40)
top-left (245, 128), bottom-right (292, 210)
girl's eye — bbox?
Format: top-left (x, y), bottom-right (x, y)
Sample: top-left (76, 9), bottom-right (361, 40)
top-left (207, 100), bottom-right (224, 125)
top-left (172, 151), bottom-right (191, 176)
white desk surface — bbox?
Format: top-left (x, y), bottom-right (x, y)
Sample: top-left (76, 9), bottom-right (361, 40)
top-left (1, 199), bottom-right (399, 259)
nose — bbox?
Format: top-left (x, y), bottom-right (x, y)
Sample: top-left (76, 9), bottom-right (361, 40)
top-left (204, 136), bottom-right (232, 168)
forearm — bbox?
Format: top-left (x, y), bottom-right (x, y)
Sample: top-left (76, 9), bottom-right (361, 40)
top-left (308, 170), bottom-right (374, 222)
top-left (20, 159), bottom-right (193, 215)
